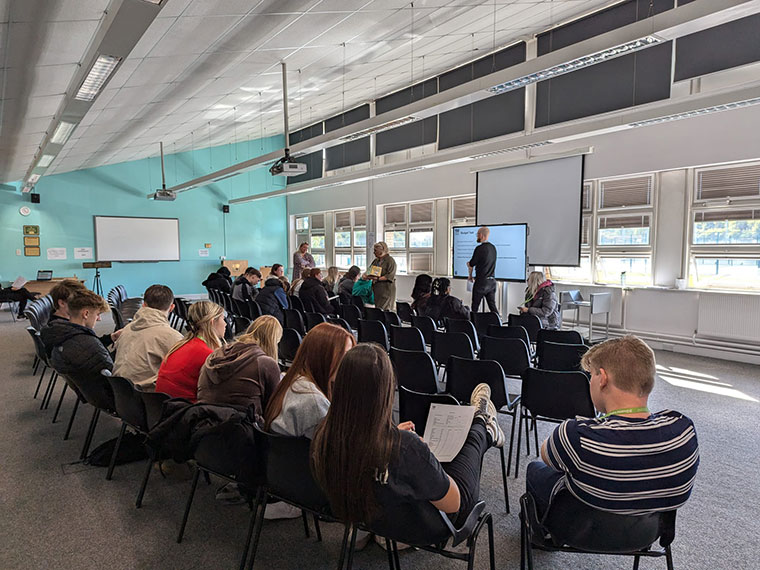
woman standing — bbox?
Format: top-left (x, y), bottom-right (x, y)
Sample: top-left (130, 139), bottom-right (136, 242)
top-left (292, 242), bottom-right (315, 282)
top-left (519, 270), bottom-right (561, 329)
top-left (367, 242), bottom-right (397, 311)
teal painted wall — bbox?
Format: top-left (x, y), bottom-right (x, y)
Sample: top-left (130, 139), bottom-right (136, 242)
top-left (0, 135), bottom-right (288, 296)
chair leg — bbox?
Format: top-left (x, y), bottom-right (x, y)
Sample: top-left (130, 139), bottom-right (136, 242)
top-left (301, 509), bottom-right (311, 538)
top-left (487, 515), bottom-right (495, 570)
top-left (43, 372), bottom-right (58, 409)
top-left (533, 418), bottom-right (539, 458)
top-left (384, 538), bottom-right (395, 570)
top-left (520, 515), bottom-right (526, 570)
top-left (106, 422), bottom-right (127, 480)
top-left (177, 467), bottom-right (201, 543)
top-left (514, 409), bottom-right (523, 478)
top-left (665, 545), bottom-right (674, 570)
top-left (33, 356), bottom-right (40, 375)
top-left (632, 554), bottom-right (640, 570)
top-left (345, 526), bottom-right (358, 570)
top-left (524, 411), bottom-right (531, 455)
top-left (247, 494), bottom-right (269, 570)
top-left (40, 370), bottom-right (56, 410)
top-left (337, 524), bottom-right (351, 570)
top-left (52, 383), bottom-right (68, 423)
top-left (33, 366), bottom-right (47, 399)
top-left (391, 540), bottom-right (400, 570)
top-left (135, 449), bottom-right (155, 508)
top-left (313, 514), bottom-right (322, 542)
top-left (498, 446), bottom-right (510, 513)
top-left (239, 488), bottom-right (263, 570)
top-left (507, 412), bottom-right (517, 478)
top-left (64, 398), bottom-right (80, 440)
top-left (79, 408), bottom-right (100, 460)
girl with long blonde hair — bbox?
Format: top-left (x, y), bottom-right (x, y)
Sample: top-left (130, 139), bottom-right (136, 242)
top-left (519, 270), bottom-right (561, 330)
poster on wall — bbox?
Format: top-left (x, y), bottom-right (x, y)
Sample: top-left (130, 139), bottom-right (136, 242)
top-left (74, 247), bottom-right (93, 260)
top-left (198, 249), bottom-right (209, 257)
top-left (46, 247), bottom-right (67, 260)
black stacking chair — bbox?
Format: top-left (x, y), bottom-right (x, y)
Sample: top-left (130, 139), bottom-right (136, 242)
top-left (327, 316), bottom-right (353, 334)
top-left (390, 348), bottom-right (439, 394)
top-left (350, 295), bottom-right (366, 315)
top-left (431, 331), bottom-right (474, 374)
top-left (365, 307), bottom-right (385, 322)
top-left (472, 311), bottom-right (502, 339)
top-left (445, 355), bottom-right (517, 512)
top-left (383, 311), bottom-right (401, 328)
top-left (28, 327), bottom-right (53, 400)
top-left (234, 316), bottom-right (252, 335)
top-left (539, 342), bottom-right (589, 372)
top-left (278, 328), bottom-right (302, 368)
top-left (396, 301), bottom-right (414, 324)
top-left (235, 299), bottom-right (252, 320)
top-left (480, 336), bottom-right (532, 378)
top-left (447, 318), bottom-right (481, 352)
top-left (338, 303), bottom-right (362, 330)
top-left (389, 325), bottom-right (426, 352)
top-left (520, 490), bottom-right (678, 570)
top-left (248, 300), bottom-right (262, 320)
top-left (69, 370), bottom-right (117, 461)
top-left (508, 313), bottom-right (542, 345)
top-left (134, 389), bottom-right (172, 508)
top-left (488, 325), bottom-right (534, 359)
top-left (398, 386), bottom-right (459, 431)
top-left (110, 304), bottom-right (126, 330)
top-left (288, 295), bottom-right (305, 313)
top-left (305, 312), bottom-right (327, 331)
top-left (105, 375), bottom-right (151, 481)
top-left (411, 314), bottom-right (437, 346)
top-left (283, 308), bottom-right (306, 336)
top-left (358, 319), bottom-right (389, 351)
top-left (515, 369), bottom-right (594, 477)
top-left (536, 329), bottom-right (583, 351)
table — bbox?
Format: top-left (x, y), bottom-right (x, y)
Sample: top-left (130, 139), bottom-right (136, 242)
top-left (24, 278), bottom-right (86, 297)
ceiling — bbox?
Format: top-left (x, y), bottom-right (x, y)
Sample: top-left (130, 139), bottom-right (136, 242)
top-left (0, 0), bottom-right (619, 183)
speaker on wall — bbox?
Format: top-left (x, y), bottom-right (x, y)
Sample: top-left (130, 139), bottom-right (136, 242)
top-left (222, 205), bottom-right (230, 213)
top-left (31, 193), bottom-right (40, 203)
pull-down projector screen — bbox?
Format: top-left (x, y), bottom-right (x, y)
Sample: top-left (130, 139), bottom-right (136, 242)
top-left (94, 216), bottom-right (180, 262)
top-left (476, 155), bottom-right (584, 266)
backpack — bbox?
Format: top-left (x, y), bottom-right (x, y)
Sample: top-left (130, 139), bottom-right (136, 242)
top-left (84, 432), bottom-right (149, 467)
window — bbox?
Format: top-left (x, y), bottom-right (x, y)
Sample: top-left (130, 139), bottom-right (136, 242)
top-left (384, 200), bottom-right (435, 274)
top-left (688, 162), bottom-right (760, 290)
top-left (294, 213), bottom-right (325, 268)
top-left (334, 208), bottom-right (367, 270)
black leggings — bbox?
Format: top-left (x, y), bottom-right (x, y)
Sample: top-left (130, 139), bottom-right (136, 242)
top-left (441, 421), bottom-right (490, 527)
top-left (1, 288), bottom-right (36, 316)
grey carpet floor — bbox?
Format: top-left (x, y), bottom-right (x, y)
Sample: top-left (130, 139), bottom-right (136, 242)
top-left (0, 311), bottom-right (757, 569)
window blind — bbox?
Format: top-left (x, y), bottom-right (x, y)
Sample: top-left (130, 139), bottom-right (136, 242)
top-left (697, 164), bottom-right (760, 201)
top-left (600, 176), bottom-right (653, 209)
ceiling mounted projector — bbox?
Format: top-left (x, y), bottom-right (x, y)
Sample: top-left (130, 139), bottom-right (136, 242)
top-left (153, 190), bottom-right (176, 201)
top-left (269, 149), bottom-right (307, 177)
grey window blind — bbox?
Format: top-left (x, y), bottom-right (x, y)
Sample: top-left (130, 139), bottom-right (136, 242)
top-left (409, 252), bottom-right (433, 273)
top-left (334, 211), bottom-right (351, 228)
top-left (697, 164), bottom-right (760, 201)
top-left (452, 196), bottom-right (476, 220)
top-left (353, 208), bottom-right (366, 226)
top-left (600, 176), bottom-right (653, 209)
top-left (582, 183), bottom-right (592, 211)
top-left (695, 209), bottom-right (760, 222)
top-left (409, 201), bottom-right (434, 224)
top-left (599, 214), bottom-right (650, 229)
top-left (311, 213), bottom-right (325, 230)
top-left (384, 204), bottom-right (406, 225)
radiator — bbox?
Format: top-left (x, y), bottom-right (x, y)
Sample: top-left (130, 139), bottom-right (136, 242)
top-left (697, 292), bottom-right (760, 343)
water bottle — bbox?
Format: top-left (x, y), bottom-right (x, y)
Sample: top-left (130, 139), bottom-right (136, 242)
top-left (620, 271), bottom-right (627, 287)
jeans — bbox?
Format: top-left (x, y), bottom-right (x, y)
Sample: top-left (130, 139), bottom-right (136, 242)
top-left (471, 279), bottom-right (497, 313)
top-left (442, 421), bottom-right (490, 527)
top-left (526, 461), bottom-right (564, 519)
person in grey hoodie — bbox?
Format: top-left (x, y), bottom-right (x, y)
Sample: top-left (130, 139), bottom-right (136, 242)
top-left (112, 285), bottom-right (183, 389)
top-left (197, 315), bottom-right (282, 419)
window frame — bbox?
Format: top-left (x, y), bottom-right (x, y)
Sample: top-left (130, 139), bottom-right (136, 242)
top-left (383, 200), bottom-right (436, 275)
top-left (334, 208), bottom-right (368, 271)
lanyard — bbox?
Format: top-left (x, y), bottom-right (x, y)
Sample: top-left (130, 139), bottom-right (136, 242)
top-left (602, 407), bottom-right (649, 419)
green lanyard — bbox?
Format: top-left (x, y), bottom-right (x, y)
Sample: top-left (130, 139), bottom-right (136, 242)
top-left (602, 407), bottom-right (650, 419)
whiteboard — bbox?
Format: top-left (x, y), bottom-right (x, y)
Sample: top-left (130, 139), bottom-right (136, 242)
top-left (476, 155), bottom-right (583, 267)
top-left (94, 216), bottom-right (180, 262)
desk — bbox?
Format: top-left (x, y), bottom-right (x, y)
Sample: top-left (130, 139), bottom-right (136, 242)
top-left (25, 278), bottom-right (86, 297)
top-left (559, 290), bottom-right (611, 343)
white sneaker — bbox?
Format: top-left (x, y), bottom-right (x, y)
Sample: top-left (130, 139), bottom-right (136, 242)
top-left (470, 383), bottom-right (505, 448)
top-left (263, 501), bottom-right (302, 520)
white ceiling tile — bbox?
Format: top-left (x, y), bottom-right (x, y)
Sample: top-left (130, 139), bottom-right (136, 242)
top-left (154, 0), bottom-right (194, 19)
top-left (106, 83), bottom-right (169, 108)
top-left (122, 54), bottom-right (198, 88)
top-left (128, 17), bottom-right (176, 59)
top-left (262, 12), bottom-right (350, 50)
top-left (184, 0), bottom-right (260, 17)
top-left (8, 0), bottom-right (109, 23)
top-left (105, 59), bottom-right (142, 89)
top-left (8, 20), bottom-right (100, 67)
top-left (149, 16), bottom-right (241, 57)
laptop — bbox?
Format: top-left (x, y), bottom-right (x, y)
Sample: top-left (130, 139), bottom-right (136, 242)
top-left (36, 270), bottom-right (53, 281)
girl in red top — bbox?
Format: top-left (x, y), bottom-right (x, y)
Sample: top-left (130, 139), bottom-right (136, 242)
top-left (156, 301), bottom-right (226, 402)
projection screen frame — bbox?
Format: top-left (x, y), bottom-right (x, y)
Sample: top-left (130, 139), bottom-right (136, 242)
top-left (94, 215), bottom-right (181, 263)
top-left (451, 222), bottom-right (528, 283)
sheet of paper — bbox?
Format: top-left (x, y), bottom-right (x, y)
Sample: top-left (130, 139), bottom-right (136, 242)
top-left (74, 247), bottom-right (93, 260)
top-left (12, 276), bottom-right (27, 289)
top-left (422, 403), bottom-right (476, 463)
top-left (466, 279), bottom-right (473, 292)
top-left (198, 249), bottom-right (209, 257)
top-left (46, 247), bottom-right (67, 260)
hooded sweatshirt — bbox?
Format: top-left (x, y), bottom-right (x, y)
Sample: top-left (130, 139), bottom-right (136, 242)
top-left (197, 341), bottom-right (281, 417)
top-left (40, 320), bottom-right (113, 379)
top-left (112, 306), bottom-right (183, 388)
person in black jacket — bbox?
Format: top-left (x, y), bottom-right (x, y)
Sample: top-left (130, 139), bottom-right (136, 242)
top-left (422, 277), bottom-right (470, 326)
top-left (256, 277), bottom-right (288, 325)
top-left (0, 279), bottom-right (39, 318)
top-left (232, 267), bottom-right (261, 302)
top-left (337, 265), bottom-right (361, 305)
top-left (40, 289), bottom-right (113, 379)
top-left (299, 268), bottom-right (336, 315)
top-left (202, 266), bottom-right (232, 294)
top-left (410, 274), bottom-right (433, 315)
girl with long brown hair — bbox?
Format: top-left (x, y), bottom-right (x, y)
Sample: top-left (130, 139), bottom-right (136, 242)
top-left (312, 343), bottom-right (504, 531)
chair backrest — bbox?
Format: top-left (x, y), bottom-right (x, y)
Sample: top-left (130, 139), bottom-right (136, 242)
top-left (390, 348), bottom-right (439, 394)
top-left (446, 318), bottom-right (480, 352)
top-left (116, 285), bottom-right (128, 304)
top-left (107, 287), bottom-right (122, 308)
top-left (350, 295), bottom-right (366, 313)
top-left (521, 368), bottom-right (594, 420)
top-left (28, 327), bottom-right (49, 364)
top-left (233, 298), bottom-right (251, 319)
top-left (222, 292), bottom-right (235, 315)
top-left (487, 324), bottom-right (531, 351)
top-left (300, 295), bottom-right (315, 313)
top-left (234, 316), bottom-right (252, 335)
top-left (288, 295), bottom-right (305, 313)
top-left (398, 386), bottom-right (459, 435)
top-left (364, 307), bottom-right (385, 322)
top-left (248, 300), bottom-right (262, 320)
top-left (107, 375), bottom-right (149, 431)
top-left (338, 303), bottom-right (361, 329)
top-left (539, 341), bottom-right (589, 371)
top-left (327, 316), bottom-right (353, 333)
top-left (383, 311), bottom-right (401, 327)
top-left (278, 328), bottom-right (302, 365)
top-left (67, 370), bottom-right (116, 412)
top-left (446, 355), bottom-right (509, 410)
top-left (431, 331), bottom-right (474, 367)
top-left (141, 390), bottom-right (171, 430)
top-left (283, 308), bottom-right (306, 336)
top-left (389, 325), bottom-right (426, 352)
top-left (507, 313), bottom-right (542, 343)
top-left (411, 315), bottom-right (437, 345)
top-left (110, 305), bottom-right (126, 330)
top-left (536, 329), bottom-right (584, 360)
top-left (305, 312), bottom-right (327, 331)
top-left (471, 311), bottom-right (502, 339)
top-left (396, 301), bottom-right (414, 323)
top-left (479, 336), bottom-right (531, 377)
top-left (358, 319), bottom-right (389, 351)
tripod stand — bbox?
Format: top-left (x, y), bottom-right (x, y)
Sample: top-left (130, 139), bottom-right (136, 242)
top-left (92, 268), bottom-right (103, 296)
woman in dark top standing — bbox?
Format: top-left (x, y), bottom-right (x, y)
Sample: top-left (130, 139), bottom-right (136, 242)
top-left (312, 344), bottom-right (504, 532)
top-left (410, 274), bottom-right (432, 315)
top-left (422, 277), bottom-right (470, 326)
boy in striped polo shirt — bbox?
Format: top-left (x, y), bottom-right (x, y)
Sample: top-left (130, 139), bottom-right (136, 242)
top-left (527, 335), bottom-right (699, 516)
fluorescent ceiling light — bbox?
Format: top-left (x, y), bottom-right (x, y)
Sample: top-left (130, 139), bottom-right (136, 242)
top-left (50, 121), bottom-right (77, 144)
top-left (142, 0), bottom-right (163, 4)
top-left (487, 36), bottom-right (663, 95)
top-left (469, 141), bottom-right (552, 160)
top-left (628, 97), bottom-right (760, 128)
top-left (37, 154), bottom-right (55, 168)
top-left (339, 116), bottom-right (420, 142)
top-left (75, 55), bottom-right (122, 101)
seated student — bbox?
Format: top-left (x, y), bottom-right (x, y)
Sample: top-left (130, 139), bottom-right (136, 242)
top-left (423, 277), bottom-right (470, 325)
top-left (40, 289), bottom-right (113, 379)
top-left (277, 275), bottom-right (290, 295)
top-left (0, 277), bottom-right (39, 319)
top-left (337, 265), bottom-right (361, 305)
top-left (299, 268), bottom-right (336, 315)
top-left (265, 322), bottom-right (355, 439)
top-left (232, 267), bottom-right (261, 303)
top-left (312, 343), bottom-right (505, 533)
top-left (270, 263), bottom-right (290, 292)
top-left (351, 275), bottom-right (374, 306)
top-left (112, 284), bottom-right (183, 389)
top-left (322, 266), bottom-right (340, 295)
top-left (255, 277), bottom-right (288, 325)
top-left (527, 335), bottom-right (700, 517)
top-left (410, 273), bottom-right (433, 315)
top-left (198, 315), bottom-right (282, 417)
top-left (155, 301), bottom-right (226, 402)
top-left (290, 268), bottom-right (311, 297)
top-left (202, 266), bottom-right (232, 294)
top-left (519, 270), bottom-right (560, 330)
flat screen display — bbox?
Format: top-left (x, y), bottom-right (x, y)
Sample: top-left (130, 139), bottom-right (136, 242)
top-left (452, 223), bottom-right (527, 282)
